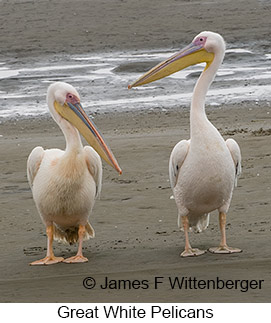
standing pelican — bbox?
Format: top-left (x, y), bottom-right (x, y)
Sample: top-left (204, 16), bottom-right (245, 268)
top-left (129, 31), bottom-right (241, 257)
top-left (27, 82), bottom-right (122, 265)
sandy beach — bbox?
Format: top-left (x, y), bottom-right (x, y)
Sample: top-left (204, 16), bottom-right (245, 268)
top-left (0, 0), bottom-right (271, 302)
top-left (1, 104), bottom-right (271, 302)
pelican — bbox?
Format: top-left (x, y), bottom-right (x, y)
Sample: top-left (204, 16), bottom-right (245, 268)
top-left (129, 31), bottom-right (242, 257)
top-left (27, 82), bottom-right (122, 265)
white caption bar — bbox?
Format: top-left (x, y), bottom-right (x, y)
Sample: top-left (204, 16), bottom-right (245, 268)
top-left (0, 303), bottom-right (269, 322)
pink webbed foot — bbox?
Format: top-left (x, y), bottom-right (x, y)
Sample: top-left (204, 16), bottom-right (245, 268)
top-left (209, 245), bottom-right (242, 254)
top-left (30, 255), bottom-right (64, 266)
top-left (63, 255), bottom-right (88, 264)
top-left (180, 248), bottom-right (206, 257)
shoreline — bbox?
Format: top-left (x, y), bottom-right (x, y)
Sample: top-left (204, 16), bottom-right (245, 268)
top-left (0, 99), bottom-right (270, 123)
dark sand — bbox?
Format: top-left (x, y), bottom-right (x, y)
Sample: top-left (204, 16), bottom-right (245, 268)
top-left (1, 104), bottom-right (271, 302)
top-left (0, 0), bottom-right (271, 302)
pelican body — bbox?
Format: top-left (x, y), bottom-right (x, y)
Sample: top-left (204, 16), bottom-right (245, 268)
top-left (129, 32), bottom-right (241, 257)
top-left (27, 82), bottom-right (121, 265)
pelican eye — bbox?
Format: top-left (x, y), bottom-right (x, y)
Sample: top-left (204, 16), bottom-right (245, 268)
top-left (66, 93), bottom-right (79, 105)
top-left (200, 38), bottom-right (203, 42)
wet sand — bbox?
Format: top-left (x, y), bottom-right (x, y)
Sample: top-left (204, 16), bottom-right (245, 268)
top-left (0, 0), bottom-right (270, 61)
top-left (0, 104), bottom-right (271, 302)
top-left (0, 0), bottom-right (271, 303)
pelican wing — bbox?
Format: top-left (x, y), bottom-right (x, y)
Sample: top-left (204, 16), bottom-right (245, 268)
top-left (27, 146), bottom-right (45, 188)
top-left (169, 139), bottom-right (190, 189)
top-left (84, 146), bottom-right (102, 198)
top-left (226, 138), bottom-right (242, 187)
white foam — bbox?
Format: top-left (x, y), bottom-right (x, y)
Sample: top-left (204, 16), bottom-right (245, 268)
top-left (226, 48), bottom-right (253, 54)
top-left (72, 56), bottom-right (104, 61)
top-left (0, 68), bottom-right (20, 79)
top-left (20, 63), bottom-right (101, 73)
top-left (95, 67), bottom-right (114, 75)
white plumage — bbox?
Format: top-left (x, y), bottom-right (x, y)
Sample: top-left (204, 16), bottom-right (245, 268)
top-left (28, 82), bottom-right (121, 265)
top-left (130, 31), bottom-right (242, 257)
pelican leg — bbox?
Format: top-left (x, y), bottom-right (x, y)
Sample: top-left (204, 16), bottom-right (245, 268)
top-left (180, 216), bottom-right (206, 257)
top-left (209, 212), bottom-right (242, 254)
top-left (30, 225), bottom-right (64, 265)
top-left (63, 225), bottom-right (88, 263)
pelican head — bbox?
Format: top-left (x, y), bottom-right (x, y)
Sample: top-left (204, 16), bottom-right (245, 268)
top-left (128, 31), bottom-right (225, 88)
top-left (47, 82), bottom-right (122, 174)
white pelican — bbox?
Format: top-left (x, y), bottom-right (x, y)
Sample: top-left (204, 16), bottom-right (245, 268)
top-left (27, 82), bottom-right (122, 265)
top-left (129, 31), bottom-right (242, 257)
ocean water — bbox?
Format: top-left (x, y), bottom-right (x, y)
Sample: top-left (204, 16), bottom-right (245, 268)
top-left (0, 47), bottom-right (270, 119)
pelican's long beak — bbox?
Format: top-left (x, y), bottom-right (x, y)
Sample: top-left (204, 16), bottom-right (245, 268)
top-left (54, 101), bottom-right (122, 174)
top-left (128, 42), bottom-right (214, 88)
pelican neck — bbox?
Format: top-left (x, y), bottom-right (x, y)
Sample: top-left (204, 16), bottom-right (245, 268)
top-left (190, 51), bottom-right (223, 137)
top-left (59, 117), bottom-right (84, 153)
